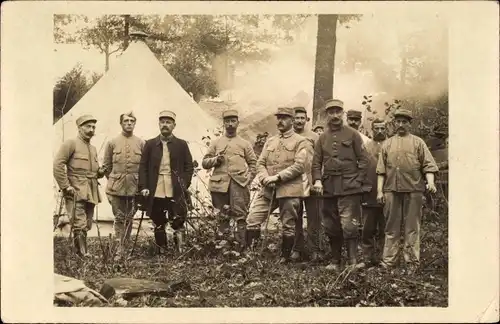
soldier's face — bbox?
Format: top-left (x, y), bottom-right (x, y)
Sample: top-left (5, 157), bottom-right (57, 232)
top-left (159, 118), bottom-right (176, 137)
top-left (223, 117), bottom-right (239, 133)
top-left (121, 116), bottom-right (136, 133)
top-left (79, 122), bottom-right (96, 140)
top-left (293, 112), bottom-right (308, 131)
top-left (314, 128), bottom-right (324, 135)
top-left (347, 117), bottom-right (362, 130)
top-left (372, 122), bottom-right (387, 141)
top-left (326, 108), bottom-right (344, 126)
top-left (276, 115), bottom-right (294, 132)
top-left (394, 117), bottom-right (411, 135)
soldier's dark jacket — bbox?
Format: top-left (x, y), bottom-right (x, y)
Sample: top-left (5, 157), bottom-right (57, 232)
top-left (312, 125), bottom-right (369, 196)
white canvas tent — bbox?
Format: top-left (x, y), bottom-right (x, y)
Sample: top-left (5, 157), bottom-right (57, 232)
top-left (53, 37), bottom-right (220, 222)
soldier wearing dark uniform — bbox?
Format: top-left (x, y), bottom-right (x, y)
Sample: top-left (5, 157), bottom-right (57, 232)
top-left (291, 106), bottom-right (322, 262)
top-left (246, 107), bottom-right (309, 262)
top-left (138, 110), bottom-right (194, 254)
top-left (102, 112), bottom-right (145, 258)
top-left (359, 118), bottom-right (387, 267)
top-left (376, 109), bottom-right (439, 268)
top-left (312, 99), bottom-right (369, 271)
top-left (53, 115), bottom-right (105, 256)
top-left (202, 109), bottom-right (257, 247)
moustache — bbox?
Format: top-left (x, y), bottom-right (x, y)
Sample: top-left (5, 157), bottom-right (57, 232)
top-left (277, 123), bottom-right (284, 127)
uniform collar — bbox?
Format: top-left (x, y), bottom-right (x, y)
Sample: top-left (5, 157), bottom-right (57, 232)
top-left (77, 134), bottom-right (90, 143)
top-left (279, 128), bottom-right (295, 138)
top-left (156, 134), bottom-right (175, 146)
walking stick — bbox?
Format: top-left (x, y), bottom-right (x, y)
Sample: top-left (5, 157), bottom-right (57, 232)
top-left (130, 210), bottom-right (145, 256)
top-left (53, 192), bottom-right (65, 231)
top-left (260, 187), bottom-right (276, 254)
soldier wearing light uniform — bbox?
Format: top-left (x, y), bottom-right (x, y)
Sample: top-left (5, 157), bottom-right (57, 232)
top-left (246, 107), bottom-right (309, 262)
top-left (102, 112), bottom-right (145, 258)
top-left (139, 110), bottom-right (194, 253)
top-left (290, 106), bottom-right (322, 262)
top-left (346, 109), bottom-right (370, 145)
top-left (53, 115), bottom-right (105, 256)
top-left (312, 99), bottom-right (369, 271)
top-left (376, 109), bottom-right (439, 268)
top-left (202, 109), bottom-right (257, 247)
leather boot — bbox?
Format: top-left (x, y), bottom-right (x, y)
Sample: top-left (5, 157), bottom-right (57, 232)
top-left (82, 231), bottom-right (89, 256)
top-left (326, 236), bottom-right (342, 271)
top-left (289, 250), bottom-right (301, 263)
top-left (154, 225), bottom-right (167, 252)
top-left (234, 220), bottom-right (247, 251)
top-left (279, 235), bottom-right (295, 263)
top-left (73, 231), bottom-right (82, 257)
top-left (245, 229), bottom-right (261, 250)
top-left (173, 230), bottom-right (186, 254)
top-left (216, 205), bottom-right (231, 239)
top-left (346, 238), bottom-right (359, 267)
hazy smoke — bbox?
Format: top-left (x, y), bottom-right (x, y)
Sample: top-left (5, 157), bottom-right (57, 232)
top-left (211, 13), bottom-right (448, 120)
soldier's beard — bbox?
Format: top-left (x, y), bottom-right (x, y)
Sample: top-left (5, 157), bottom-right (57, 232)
top-left (373, 132), bottom-right (386, 141)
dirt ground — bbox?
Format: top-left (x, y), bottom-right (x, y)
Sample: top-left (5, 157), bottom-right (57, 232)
top-left (53, 207), bottom-right (448, 308)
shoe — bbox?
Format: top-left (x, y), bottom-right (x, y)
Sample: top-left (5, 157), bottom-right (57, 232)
top-left (280, 235), bottom-right (295, 263)
top-left (289, 251), bottom-right (301, 262)
top-left (173, 230), bottom-right (186, 254)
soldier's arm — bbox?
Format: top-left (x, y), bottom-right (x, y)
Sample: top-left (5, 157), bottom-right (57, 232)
top-left (353, 131), bottom-right (369, 183)
top-left (376, 142), bottom-right (388, 193)
top-left (201, 140), bottom-right (218, 170)
top-left (138, 141), bottom-right (150, 192)
top-left (418, 139), bottom-right (440, 174)
top-left (277, 138), bottom-right (307, 183)
top-left (311, 135), bottom-right (323, 182)
top-left (53, 140), bottom-right (75, 191)
top-left (256, 140), bottom-right (271, 184)
top-left (101, 140), bottom-right (113, 179)
top-left (244, 140), bottom-right (258, 185)
top-left (183, 141), bottom-right (194, 189)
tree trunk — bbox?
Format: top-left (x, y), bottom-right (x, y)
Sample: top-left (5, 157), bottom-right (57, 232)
top-left (312, 15), bottom-right (338, 125)
top-left (123, 15), bottom-right (130, 49)
top-left (105, 44), bottom-right (110, 72)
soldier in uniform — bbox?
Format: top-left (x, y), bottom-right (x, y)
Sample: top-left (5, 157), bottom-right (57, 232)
top-left (312, 124), bottom-right (325, 136)
top-left (202, 109), bottom-right (257, 248)
top-left (102, 112), bottom-right (145, 259)
top-left (359, 118), bottom-right (387, 268)
top-left (346, 110), bottom-right (370, 144)
top-left (312, 99), bottom-right (369, 271)
top-left (138, 110), bottom-right (194, 254)
top-left (290, 106), bottom-right (322, 262)
top-left (376, 109), bottom-right (439, 269)
top-left (246, 107), bottom-right (308, 263)
top-left (53, 115), bottom-right (105, 256)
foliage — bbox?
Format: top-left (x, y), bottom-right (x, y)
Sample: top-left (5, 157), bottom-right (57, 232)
top-left (54, 190), bottom-right (448, 307)
top-left (53, 64), bottom-right (102, 124)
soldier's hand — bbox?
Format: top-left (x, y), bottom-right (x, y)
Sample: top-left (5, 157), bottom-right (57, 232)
top-left (376, 191), bottom-right (385, 204)
top-left (426, 182), bottom-right (437, 194)
top-left (215, 155), bottom-right (224, 166)
top-left (263, 175), bottom-right (279, 187)
top-left (64, 186), bottom-right (76, 197)
top-left (312, 180), bottom-right (323, 195)
top-left (141, 189), bottom-right (150, 197)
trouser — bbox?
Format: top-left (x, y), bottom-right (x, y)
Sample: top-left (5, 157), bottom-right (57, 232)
top-left (382, 191), bottom-right (424, 266)
top-left (107, 194), bottom-right (138, 245)
top-left (322, 194), bottom-right (361, 239)
top-left (64, 197), bottom-right (95, 232)
top-left (246, 190), bottom-right (301, 237)
top-left (361, 206), bottom-right (385, 262)
top-left (150, 197), bottom-right (186, 247)
top-left (211, 180), bottom-right (250, 234)
top-left (293, 196), bottom-right (322, 253)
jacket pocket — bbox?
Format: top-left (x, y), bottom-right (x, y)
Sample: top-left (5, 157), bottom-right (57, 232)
top-left (112, 148), bottom-right (122, 163)
top-left (343, 173), bottom-right (362, 190)
top-left (72, 154), bottom-right (89, 170)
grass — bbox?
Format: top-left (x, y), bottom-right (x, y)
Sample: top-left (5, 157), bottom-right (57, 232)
top-left (54, 204), bottom-right (448, 308)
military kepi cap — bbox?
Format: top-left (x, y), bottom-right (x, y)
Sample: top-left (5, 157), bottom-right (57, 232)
top-left (393, 108), bottom-right (413, 120)
top-left (159, 110), bottom-right (176, 121)
top-left (346, 110), bottom-right (362, 119)
top-left (324, 99), bottom-right (344, 111)
top-left (274, 107), bottom-right (295, 117)
top-left (294, 106), bottom-right (307, 114)
top-left (76, 114), bottom-right (97, 126)
top-left (222, 109), bottom-right (239, 119)
top-left (312, 123), bottom-right (324, 131)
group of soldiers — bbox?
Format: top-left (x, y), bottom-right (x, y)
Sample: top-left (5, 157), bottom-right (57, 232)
top-left (54, 97), bottom-right (440, 271)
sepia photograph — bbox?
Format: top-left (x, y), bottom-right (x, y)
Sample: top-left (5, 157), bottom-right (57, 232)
top-left (1, 1), bottom-right (498, 323)
top-left (52, 11), bottom-right (449, 308)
